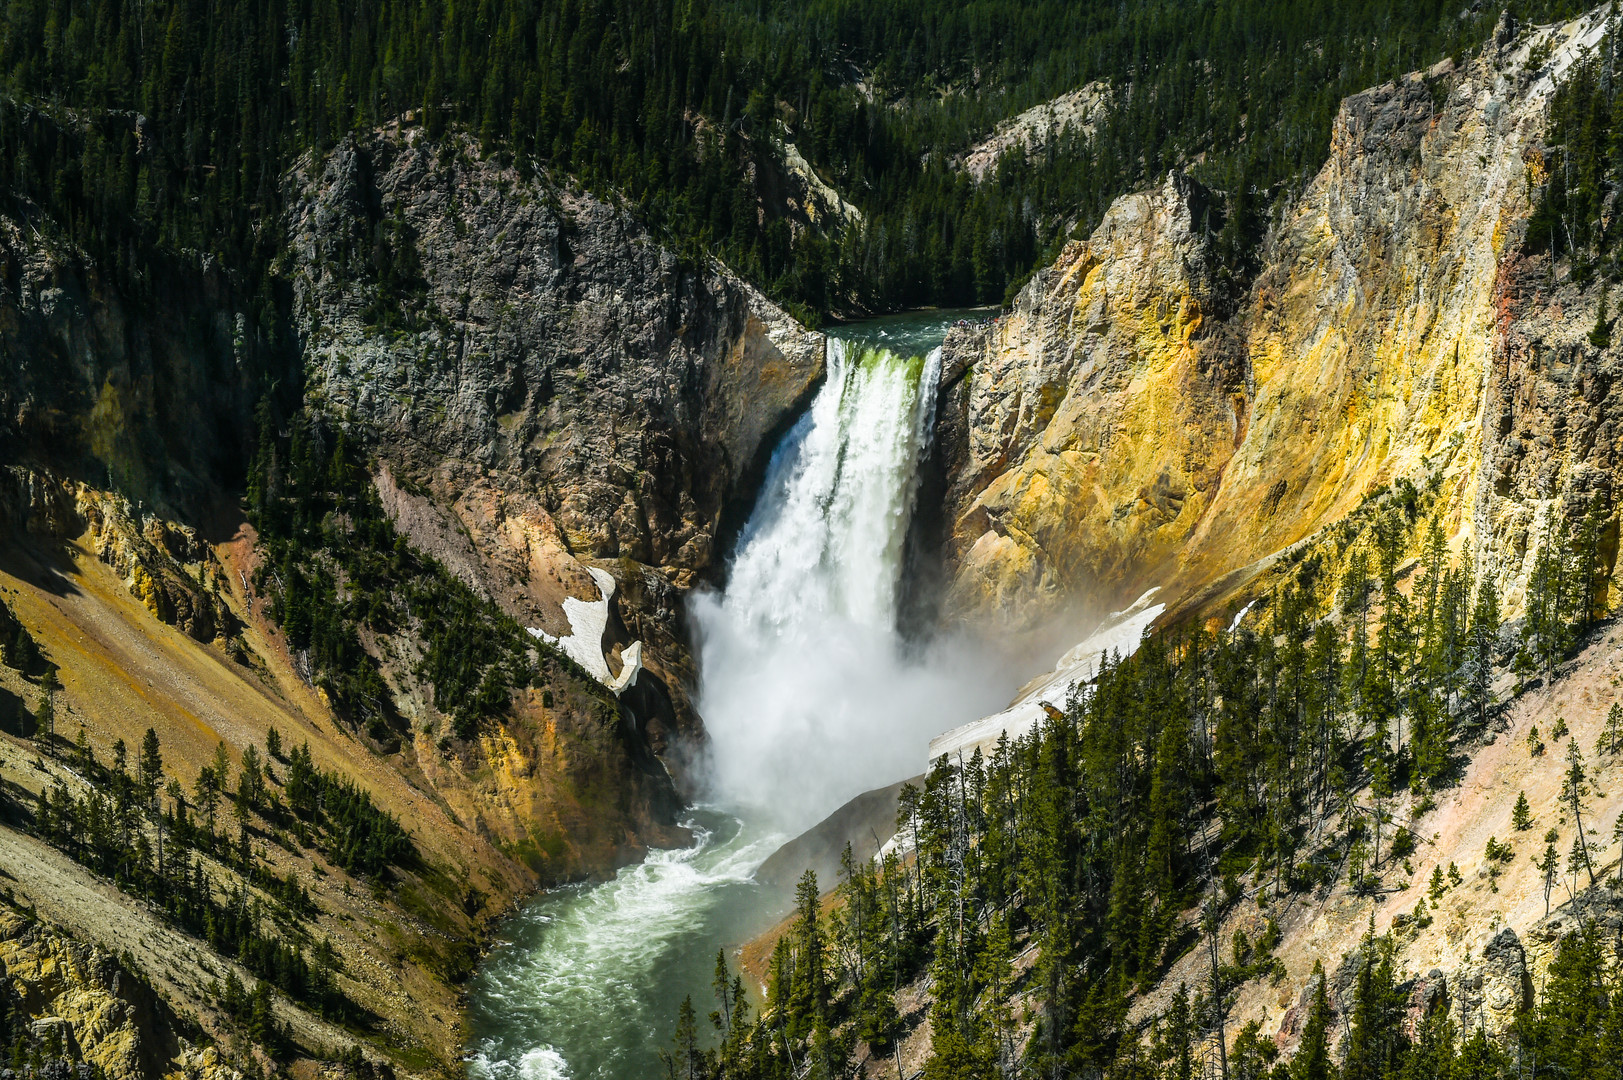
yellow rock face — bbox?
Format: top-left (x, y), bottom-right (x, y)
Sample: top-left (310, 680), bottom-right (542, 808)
top-left (936, 11), bottom-right (1615, 632)
top-left (939, 172), bottom-right (1246, 631)
top-left (0, 908), bottom-right (236, 1080)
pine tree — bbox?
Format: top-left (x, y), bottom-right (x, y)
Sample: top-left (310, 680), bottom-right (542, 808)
top-left (665, 996), bottom-right (704, 1080)
top-left (787, 870), bottom-right (828, 1039)
top-left (1513, 791), bottom-right (1534, 831)
top-left (1428, 865), bottom-right (1446, 902)
top-left (1403, 1004), bottom-right (1456, 1080)
top-left (239, 745), bottom-right (263, 817)
top-left (1202, 900), bottom-right (1230, 1080)
top-left (1613, 816), bottom-right (1623, 883)
top-left (1521, 925), bottom-right (1610, 1080)
top-left (1466, 578), bottom-right (1500, 728)
top-left (1156, 984), bottom-right (1196, 1080)
top-left (1597, 702), bottom-right (1623, 756)
top-left (1524, 513), bottom-right (1576, 680)
top-left (1572, 498), bottom-right (1611, 630)
top-left (138, 728), bottom-right (164, 808)
top-left (1292, 963), bottom-right (1337, 1080)
top-left (1563, 742), bottom-right (1598, 888)
top-left (1342, 935), bottom-right (1409, 1080)
top-left (194, 764), bottom-right (221, 838)
top-left (34, 669), bottom-right (58, 756)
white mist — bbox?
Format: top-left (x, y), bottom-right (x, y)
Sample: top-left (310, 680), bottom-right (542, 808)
top-left (467, 314), bottom-right (1015, 1080)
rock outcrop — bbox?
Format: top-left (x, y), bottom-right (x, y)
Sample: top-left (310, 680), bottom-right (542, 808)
top-left (286, 128), bottom-right (825, 747)
top-left (0, 215), bottom-right (268, 522)
top-left (0, 904), bottom-right (234, 1080)
top-left (961, 81), bottom-right (1112, 182)
top-left (934, 10), bottom-right (1617, 633)
top-left (933, 171), bottom-right (1239, 634)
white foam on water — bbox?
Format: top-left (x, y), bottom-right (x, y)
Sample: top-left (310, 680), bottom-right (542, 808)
top-left (466, 812), bottom-right (786, 1080)
top-left (517, 1047), bottom-right (571, 1080)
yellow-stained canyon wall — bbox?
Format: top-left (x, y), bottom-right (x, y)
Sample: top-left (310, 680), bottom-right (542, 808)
top-left (934, 11), bottom-right (1615, 633)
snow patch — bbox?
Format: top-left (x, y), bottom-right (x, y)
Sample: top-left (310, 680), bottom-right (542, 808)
top-left (528, 567), bottom-right (642, 695)
top-left (1228, 600), bottom-right (1257, 633)
top-left (919, 588), bottom-right (1166, 775)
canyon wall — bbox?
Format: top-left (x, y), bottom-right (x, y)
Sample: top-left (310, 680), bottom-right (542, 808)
top-left (934, 10), bottom-right (1618, 635)
top-left (0, 120), bottom-right (824, 1077)
top-left (910, 6), bottom-right (1623, 1063)
top-left (0, 214), bottom-right (268, 524)
top-left (286, 129), bottom-right (825, 750)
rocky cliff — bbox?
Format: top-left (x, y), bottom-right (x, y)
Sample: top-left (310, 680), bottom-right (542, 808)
top-left (286, 128), bottom-right (825, 751)
top-left (0, 212), bottom-right (270, 525)
top-left (900, 4), bottom-right (1623, 1065)
top-left (933, 10), bottom-right (1616, 635)
top-left (0, 901), bottom-right (236, 1080)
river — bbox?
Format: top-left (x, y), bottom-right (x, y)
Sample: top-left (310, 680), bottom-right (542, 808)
top-left (463, 309), bottom-right (1004, 1080)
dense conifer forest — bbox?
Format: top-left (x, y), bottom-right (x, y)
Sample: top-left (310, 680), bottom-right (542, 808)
top-left (662, 475), bottom-right (1622, 1079)
top-left (1525, 25), bottom-right (1623, 287)
top-left (0, 0), bottom-right (1599, 321)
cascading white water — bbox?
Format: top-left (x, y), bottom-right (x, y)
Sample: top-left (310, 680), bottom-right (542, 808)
top-left (690, 337), bottom-right (1009, 829)
top-left (466, 312), bottom-right (1012, 1080)
top-left (719, 339), bottom-right (940, 632)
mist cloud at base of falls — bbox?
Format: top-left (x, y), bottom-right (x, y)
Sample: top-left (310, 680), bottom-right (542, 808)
top-left (690, 594), bottom-right (1014, 829)
top-left (691, 337), bottom-right (1018, 832)
top-left (463, 313), bottom-right (1045, 1080)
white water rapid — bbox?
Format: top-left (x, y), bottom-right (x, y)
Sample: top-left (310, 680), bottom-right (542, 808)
top-left (466, 810), bottom-right (783, 1080)
top-left (467, 311), bottom-right (1012, 1080)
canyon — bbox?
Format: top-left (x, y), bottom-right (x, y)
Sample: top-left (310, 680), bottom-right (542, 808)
top-left (0, 125), bottom-right (823, 1077)
top-left (5, 3), bottom-right (1623, 1079)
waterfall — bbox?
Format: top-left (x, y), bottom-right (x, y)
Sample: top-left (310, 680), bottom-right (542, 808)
top-left (466, 312), bottom-right (1014, 1080)
top-left (722, 338), bottom-right (941, 633)
top-left (691, 336), bottom-right (1004, 829)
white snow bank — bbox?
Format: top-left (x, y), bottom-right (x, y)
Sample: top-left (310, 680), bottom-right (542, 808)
top-left (529, 567), bottom-right (642, 695)
top-left (1228, 599), bottom-right (1257, 633)
top-left (924, 589), bottom-right (1166, 764)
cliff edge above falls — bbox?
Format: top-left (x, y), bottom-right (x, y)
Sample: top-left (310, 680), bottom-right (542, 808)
top-left (933, 9), bottom-right (1616, 639)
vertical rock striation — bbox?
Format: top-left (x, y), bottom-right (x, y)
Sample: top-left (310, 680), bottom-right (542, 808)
top-left (933, 171), bottom-right (1239, 633)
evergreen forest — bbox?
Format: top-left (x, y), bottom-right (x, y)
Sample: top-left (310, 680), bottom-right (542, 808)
top-left (9, 0), bottom-right (1623, 1076)
top-left (663, 478), bottom-right (1623, 1080)
top-left (0, 0), bottom-right (1603, 322)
